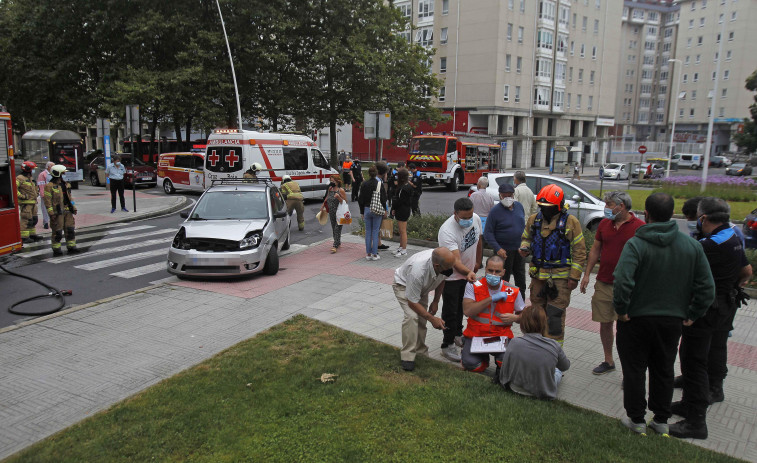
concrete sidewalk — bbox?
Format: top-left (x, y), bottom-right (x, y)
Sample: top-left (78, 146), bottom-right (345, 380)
top-left (0, 234), bottom-right (755, 461)
top-left (29, 184), bottom-right (187, 236)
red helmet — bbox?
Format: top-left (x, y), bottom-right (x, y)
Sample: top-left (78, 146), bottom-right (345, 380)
top-left (21, 161), bottom-right (37, 173)
top-left (536, 184), bottom-right (564, 209)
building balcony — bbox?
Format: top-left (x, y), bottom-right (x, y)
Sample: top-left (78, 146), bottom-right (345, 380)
top-left (537, 17), bottom-right (556, 29)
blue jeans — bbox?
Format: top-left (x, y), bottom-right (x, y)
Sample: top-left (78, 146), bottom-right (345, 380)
top-left (364, 207), bottom-right (382, 255)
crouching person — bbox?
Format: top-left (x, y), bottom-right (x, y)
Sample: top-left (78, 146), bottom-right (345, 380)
top-left (461, 255), bottom-right (524, 376)
top-left (498, 306), bottom-right (571, 400)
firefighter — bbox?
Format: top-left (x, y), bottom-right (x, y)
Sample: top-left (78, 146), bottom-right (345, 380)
top-left (280, 175), bottom-right (305, 231)
top-left (16, 161), bottom-right (43, 243)
top-left (519, 184), bottom-right (586, 345)
top-left (44, 165), bottom-right (78, 256)
top-left (243, 162), bottom-right (263, 180)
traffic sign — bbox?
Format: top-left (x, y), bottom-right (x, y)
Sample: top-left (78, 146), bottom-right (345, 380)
top-left (638, 145), bottom-right (647, 154)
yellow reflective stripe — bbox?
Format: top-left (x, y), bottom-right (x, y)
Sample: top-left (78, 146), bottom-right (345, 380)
top-left (571, 233), bottom-right (584, 245)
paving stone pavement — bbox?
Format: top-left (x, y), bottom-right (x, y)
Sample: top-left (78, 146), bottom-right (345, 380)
top-left (0, 233), bottom-right (755, 461)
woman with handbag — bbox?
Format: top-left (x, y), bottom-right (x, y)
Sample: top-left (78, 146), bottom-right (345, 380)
top-left (358, 164), bottom-right (388, 261)
top-left (391, 168), bottom-right (413, 257)
top-left (321, 174), bottom-right (348, 253)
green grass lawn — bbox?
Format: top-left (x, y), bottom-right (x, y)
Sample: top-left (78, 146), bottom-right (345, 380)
top-left (6, 316), bottom-right (741, 463)
top-left (590, 189), bottom-right (756, 219)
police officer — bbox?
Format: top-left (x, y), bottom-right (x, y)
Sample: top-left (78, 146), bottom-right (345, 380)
top-left (519, 184), bottom-right (586, 345)
top-left (44, 165), bottom-right (78, 256)
top-left (16, 161), bottom-right (43, 243)
top-left (387, 162), bottom-right (404, 210)
top-left (409, 163), bottom-right (423, 216)
top-left (243, 162), bottom-right (263, 180)
top-left (670, 198), bottom-right (752, 439)
top-left (350, 158), bottom-right (363, 202)
top-left (280, 175), bottom-right (305, 231)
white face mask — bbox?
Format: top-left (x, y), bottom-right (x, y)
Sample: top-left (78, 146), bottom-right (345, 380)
top-left (501, 197), bottom-right (514, 208)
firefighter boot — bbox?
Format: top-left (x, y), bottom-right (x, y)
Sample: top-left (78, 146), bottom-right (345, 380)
top-left (52, 247), bottom-right (63, 256)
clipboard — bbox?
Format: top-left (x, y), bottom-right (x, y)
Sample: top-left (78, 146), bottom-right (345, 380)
top-left (470, 336), bottom-right (507, 353)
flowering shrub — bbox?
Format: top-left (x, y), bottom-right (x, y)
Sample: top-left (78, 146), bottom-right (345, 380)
top-left (657, 175), bottom-right (757, 202)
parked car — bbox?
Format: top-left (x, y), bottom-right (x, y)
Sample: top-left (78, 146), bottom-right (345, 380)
top-left (87, 154), bottom-right (157, 188)
top-left (167, 178), bottom-right (291, 278)
top-left (709, 156), bottom-right (727, 167)
top-left (744, 208), bottom-right (757, 249)
top-left (468, 172), bottom-right (605, 230)
top-left (725, 163), bottom-right (753, 176)
top-left (602, 163), bottom-right (629, 180)
top-left (633, 163), bottom-right (664, 179)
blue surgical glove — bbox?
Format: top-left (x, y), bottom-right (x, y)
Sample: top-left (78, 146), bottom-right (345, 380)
top-left (491, 292), bottom-right (508, 302)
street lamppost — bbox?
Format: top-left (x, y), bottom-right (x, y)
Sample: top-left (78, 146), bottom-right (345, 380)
top-left (215, 0), bottom-right (243, 131)
top-left (666, 59), bottom-right (682, 178)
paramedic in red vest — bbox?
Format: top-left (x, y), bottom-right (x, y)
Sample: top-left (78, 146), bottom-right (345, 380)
top-left (341, 156), bottom-right (354, 191)
top-left (519, 184), bottom-right (586, 345)
top-left (461, 255), bottom-right (525, 374)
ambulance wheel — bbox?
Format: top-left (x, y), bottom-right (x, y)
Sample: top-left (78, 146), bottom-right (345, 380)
top-left (163, 179), bottom-right (175, 194)
top-left (90, 173), bottom-right (100, 187)
top-left (263, 246), bottom-right (279, 275)
top-left (281, 231), bottom-right (290, 251)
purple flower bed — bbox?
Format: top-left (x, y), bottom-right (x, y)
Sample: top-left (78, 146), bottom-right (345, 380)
top-left (660, 175), bottom-right (756, 188)
top-left (656, 175), bottom-right (756, 201)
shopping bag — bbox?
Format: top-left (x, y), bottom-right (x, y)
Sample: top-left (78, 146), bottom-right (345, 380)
top-left (336, 201), bottom-right (352, 225)
top-left (370, 180), bottom-right (385, 216)
top-left (380, 218), bottom-right (394, 239)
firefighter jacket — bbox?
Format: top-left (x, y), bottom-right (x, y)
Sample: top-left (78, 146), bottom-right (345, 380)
top-left (44, 181), bottom-right (76, 216)
top-left (16, 174), bottom-right (38, 206)
top-left (280, 180), bottom-right (304, 201)
top-left (521, 210), bottom-right (586, 281)
top-left (463, 277), bottom-right (519, 339)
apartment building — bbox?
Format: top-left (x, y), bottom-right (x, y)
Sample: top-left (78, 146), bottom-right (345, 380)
top-left (356, 0), bottom-right (622, 167)
top-left (615, 1), bottom-right (679, 142)
top-left (672, 0), bottom-right (757, 154)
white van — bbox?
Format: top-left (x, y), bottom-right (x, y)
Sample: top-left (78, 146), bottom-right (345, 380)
top-left (204, 129), bottom-right (338, 198)
top-left (673, 153), bottom-right (703, 169)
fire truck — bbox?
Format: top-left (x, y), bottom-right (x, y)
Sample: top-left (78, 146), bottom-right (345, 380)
top-left (406, 133), bottom-right (502, 191)
top-left (0, 111), bottom-right (22, 257)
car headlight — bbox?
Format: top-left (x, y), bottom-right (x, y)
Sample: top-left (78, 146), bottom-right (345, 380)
top-left (240, 231), bottom-right (263, 250)
top-left (171, 228), bottom-right (191, 250)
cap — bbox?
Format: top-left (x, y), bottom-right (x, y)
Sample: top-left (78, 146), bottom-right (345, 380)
top-left (536, 184), bottom-right (564, 207)
top-left (498, 183), bottom-right (515, 194)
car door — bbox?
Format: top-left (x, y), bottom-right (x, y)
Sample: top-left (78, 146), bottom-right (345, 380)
top-left (552, 179), bottom-right (598, 226)
top-left (95, 156), bottom-right (107, 185)
top-left (269, 187), bottom-right (288, 246)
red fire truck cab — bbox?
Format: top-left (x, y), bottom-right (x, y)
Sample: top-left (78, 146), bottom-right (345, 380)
top-left (406, 133), bottom-right (502, 191)
top-left (0, 111), bottom-right (22, 256)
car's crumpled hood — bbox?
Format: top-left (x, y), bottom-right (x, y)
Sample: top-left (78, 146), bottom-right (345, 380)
top-left (182, 219), bottom-right (268, 241)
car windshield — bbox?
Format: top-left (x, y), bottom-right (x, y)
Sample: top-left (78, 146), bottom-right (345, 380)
top-left (606, 164), bottom-right (622, 169)
top-left (408, 137), bottom-right (447, 155)
top-left (732, 163), bottom-right (746, 168)
top-left (120, 156), bottom-right (146, 166)
top-left (191, 190), bottom-right (269, 220)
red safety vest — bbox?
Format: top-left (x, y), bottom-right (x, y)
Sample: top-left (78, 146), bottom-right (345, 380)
top-left (463, 277), bottom-right (519, 338)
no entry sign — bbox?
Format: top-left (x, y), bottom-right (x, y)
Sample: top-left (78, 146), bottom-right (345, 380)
top-left (638, 145), bottom-right (648, 154)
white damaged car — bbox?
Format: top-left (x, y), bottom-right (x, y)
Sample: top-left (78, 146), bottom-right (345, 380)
top-left (167, 179), bottom-right (290, 278)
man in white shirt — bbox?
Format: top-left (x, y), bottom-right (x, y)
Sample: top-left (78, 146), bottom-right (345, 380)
top-left (394, 247), bottom-right (456, 371)
top-left (437, 197), bottom-right (483, 362)
top-left (469, 177), bottom-right (495, 230)
top-left (513, 171), bottom-right (537, 223)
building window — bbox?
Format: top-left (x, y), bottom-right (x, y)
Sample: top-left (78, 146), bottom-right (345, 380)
top-left (418, 0), bottom-right (434, 18)
top-left (442, 0), bottom-right (449, 15)
top-left (555, 62), bottom-right (566, 82)
top-left (559, 6), bottom-right (569, 27)
top-left (397, 2), bottom-right (412, 18)
top-left (505, 54), bottom-right (511, 72)
top-left (537, 29), bottom-right (554, 50)
top-left (700, 17), bottom-right (705, 27)
top-left (691, 1), bottom-right (696, 11)
top-left (580, 43), bottom-right (585, 58)
top-left (594, 20), bottom-right (599, 34)
top-left (719, 13), bottom-right (724, 23)
top-left (570, 41), bottom-right (575, 55)
top-left (690, 108), bottom-right (695, 117)
top-left (567, 93), bottom-right (571, 108)
top-left (504, 85), bottom-right (510, 102)
top-left (592, 46), bottom-right (597, 60)
top-left (645, 41), bottom-right (655, 51)
top-left (693, 72), bottom-right (699, 82)
top-left (719, 107), bottom-right (725, 117)
top-left (520, 0), bottom-right (525, 13)
top-left (689, 19), bottom-right (694, 29)
top-left (680, 109), bottom-right (684, 118)
top-left (439, 86), bottom-right (446, 102)
top-left (517, 56), bottom-right (522, 73)
top-left (726, 50), bottom-right (732, 61)
top-left (696, 54), bottom-right (701, 64)
top-left (731, 11), bottom-right (737, 21)
top-left (716, 33), bottom-right (721, 43)
top-left (722, 88), bottom-right (727, 98)
top-left (508, 0), bottom-right (514, 9)
top-left (515, 86), bottom-right (521, 103)
top-left (507, 23), bottom-right (513, 41)
top-left (569, 66), bottom-right (573, 82)
top-left (518, 27), bottom-right (524, 43)
top-left (712, 71), bottom-right (716, 80)
top-left (664, 27), bottom-right (673, 38)
top-left (536, 58), bottom-right (553, 78)
top-left (582, 16), bottom-right (587, 31)
top-left (685, 55), bottom-right (690, 65)
top-left (687, 38), bottom-right (692, 48)
top-left (557, 34), bottom-right (568, 53)
top-left (649, 11), bottom-right (658, 21)
top-left (588, 96), bottom-right (593, 110)
top-left (590, 70), bottom-right (595, 84)
top-left (728, 31), bottom-right (734, 41)
top-left (683, 73), bottom-right (688, 83)
top-left (692, 90), bottom-right (697, 100)
top-left (697, 36), bottom-right (703, 46)
top-left (554, 90), bottom-right (565, 110)
top-left (440, 57), bottom-right (447, 73)
top-left (578, 68), bottom-right (584, 83)
top-left (573, 12), bottom-right (577, 28)
top-left (440, 27), bottom-right (448, 45)
top-left (534, 86), bottom-right (551, 106)
top-left (577, 94), bottom-right (582, 109)
top-left (660, 71), bottom-right (668, 80)
top-left (723, 70), bottom-right (730, 80)
top-left (539, 1), bottom-right (556, 21)
top-left (416, 27), bottom-right (433, 46)
top-left (647, 26), bottom-right (657, 36)
top-left (596, 0), bottom-right (601, 9)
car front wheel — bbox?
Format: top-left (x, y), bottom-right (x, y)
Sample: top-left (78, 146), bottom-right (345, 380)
top-left (263, 246), bottom-right (279, 275)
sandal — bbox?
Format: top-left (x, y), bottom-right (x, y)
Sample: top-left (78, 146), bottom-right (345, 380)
top-left (331, 247), bottom-right (337, 254)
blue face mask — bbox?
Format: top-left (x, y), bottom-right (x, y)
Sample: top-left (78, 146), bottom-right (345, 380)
top-left (686, 220), bottom-right (698, 235)
top-left (485, 273), bottom-right (501, 287)
top-left (458, 218), bottom-right (474, 228)
top-left (603, 207), bottom-right (617, 221)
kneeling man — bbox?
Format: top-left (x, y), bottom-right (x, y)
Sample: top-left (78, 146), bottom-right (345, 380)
top-left (461, 255), bottom-right (525, 374)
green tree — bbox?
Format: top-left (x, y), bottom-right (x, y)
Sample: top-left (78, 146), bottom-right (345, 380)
top-left (733, 70), bottom-right (757, 155)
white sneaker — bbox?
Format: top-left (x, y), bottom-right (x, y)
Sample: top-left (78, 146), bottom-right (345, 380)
top-left (371, 254), bottom-right (380, 261)
top-left (454, 336), bottom-right (464, 348)
top-left (441, 345), bottom-right (461, 362)
top-left (366, 255), bottom-right (372, 261)
top-left (393, 248), bottom-right (407, 258)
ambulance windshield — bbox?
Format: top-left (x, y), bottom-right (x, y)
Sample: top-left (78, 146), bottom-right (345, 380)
top-left (191, 191), bottom-right (268, 220)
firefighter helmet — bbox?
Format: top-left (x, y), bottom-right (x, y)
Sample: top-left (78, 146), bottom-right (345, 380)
top-left (251, 162), bottom-right (263, 172)
top-left (51, 165), bottom-right (67, 178)
top-left (536, 184), bottom-right (565, 209)
top-left (21, 161), bottom-right (37, 173)
top-left (282, 175), bottom-right (292, 183)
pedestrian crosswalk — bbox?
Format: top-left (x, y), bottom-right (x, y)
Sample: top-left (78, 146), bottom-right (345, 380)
top-left (17, 222), bottom-right (308, 281)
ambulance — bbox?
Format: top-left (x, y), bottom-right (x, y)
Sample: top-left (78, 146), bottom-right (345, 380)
top-left (157, 152), bottom-right (206, 194)
top-left (204, 129), bottom-right (338, 198)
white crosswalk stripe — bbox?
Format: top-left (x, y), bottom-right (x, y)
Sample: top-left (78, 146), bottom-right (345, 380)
top-left (20, 225), bottom-right (157, 251)
top-left (20, 229), bottom-right (175, 258)
top-left (75, 249), bottom-right (167, 271)
top-left (45, 238), bottom-right (171, 263)
top-left (111, 262), bottom-right (168, 279)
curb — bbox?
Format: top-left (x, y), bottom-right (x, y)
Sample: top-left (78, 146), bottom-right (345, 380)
top-left (75, 196), bottom-right (189, 233)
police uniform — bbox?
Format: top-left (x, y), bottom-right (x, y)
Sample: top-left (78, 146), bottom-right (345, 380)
top-left (521, 210), bottom-right (586, 343)
top-left (281, 179), bottom-right (305, 230)
top-left (410, 169), bottom-right (423, 216)
top-left (350, 160), bottom-right (363, 202)
top-left (44, 180), bottom-right (77, 254)
top-left (16, 172), bottom-right (41, 241)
